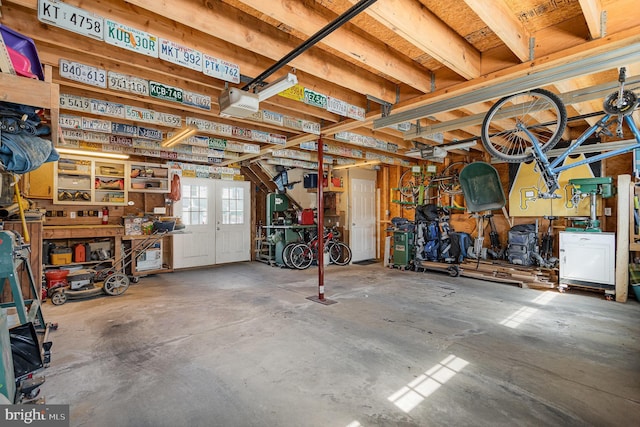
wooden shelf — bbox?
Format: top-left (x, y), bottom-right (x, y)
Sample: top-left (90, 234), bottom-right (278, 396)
top-left (0, 66), bottom-right (59, 145)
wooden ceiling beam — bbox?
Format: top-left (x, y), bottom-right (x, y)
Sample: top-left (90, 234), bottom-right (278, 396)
top-left (344, 0), bottom-right (482, 79)
top-left (233, 0), bottom-right (431, 93)
top-left (578, 0), bottom-right (604, 40)
top-left (121, 0), bottom-right (398, 103)
top-left (462, 0), bottom-right (531, 62)
top-left (8, 0), bottom-right (397, 103)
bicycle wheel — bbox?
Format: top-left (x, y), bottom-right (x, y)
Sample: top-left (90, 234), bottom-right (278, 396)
top-left (282, 242), bottom-right (299, 268)
top-left (481, 88), bottom-right (567, 162)
top-left (398, 169), bottom-right (425, 197)
top-left (329, 242), bottom-right (352, 266)
top-left (439, 161), bottom-right (467, 195)
top-left (289, 243), bottom-right (313, 270)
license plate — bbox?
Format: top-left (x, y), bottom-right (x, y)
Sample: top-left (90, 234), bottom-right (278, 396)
top-left (59, 59), bottom-right (106, 88)
top-left (125, 106), bottom-right (155, 122)
top-left (61, 129), bottom-right (84, 140)
top-left (186, 117), bottom-right (214, 133)
top-left (191, 146), bottom-right (207, 155)
top-left (82, 117), bottom-right (111, 133)
top-left (182, 90), bottom-right (211, 110)
top-left (159, 38), bottom-right (202, 72)
top-left (83, 131), bottom-right (110, 143)
top-left (105, 19), bottom-right (158, 57)
top-left (302, 120), bottom-right (321, 135)
top-left (59, 114), bottom-right (82, 129)
top-left (190, 136), bottom-right (208, 147)
top-left (133, 138), bottom-right (160, 149)
top-left (284, 116), bottom-right (302, 130)
top-left (269, 134), bottom-right (287, 146)
top-left (251, 130), bottom-right (269, 143)
top-left (225, 142), bottom-right (243, 152)
top-left (137, 126), bottom-right (163, 141)
top-left (107, 71), bottom-right (129, 92)
top-left (111, 122), bottom-right (138, 136)
top-left (217, 123), bottom-right (233, 137)
top-left (232, 127), bottom-right (252, 140)
top-left (38, 0), bottom-right (103, 40)
top-left (109, 135), bottom-right (133, 147)
top-left (149, 81), bottom-right (183, 103)
top-left (160, 151), bottom-right (178, 160)
top-left (304, 88), bottom-right (327, 108)
top-left (279, 84), bottom-right (304, 102)
top-left (243, 143), bottom-right (260, 154)
top-left (347, 105), bottom-right (366, 121)
top-left (208, 137), bottom-right (226, 150)
top-left (262, 110), bottom-right (283, 126)
top-left (327, 96), bottom-right (348, 116)
top-left (209, 150), bottom-right (224, 159)
top-left (202, 54), bottom-right (240, 83)
top-left (155, 112), bottom-right (182, 128)
top-left (90, 99), bottom-right (125, 118)
top-left (59, 93), bottom-right (90, 112)
top-left (128, 76), bottom-right (149, 96)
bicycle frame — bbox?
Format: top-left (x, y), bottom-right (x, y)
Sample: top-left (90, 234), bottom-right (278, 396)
top-left (520, 112), bottom-right (640, 195)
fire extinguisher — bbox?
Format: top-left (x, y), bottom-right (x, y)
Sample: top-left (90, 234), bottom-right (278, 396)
top-left (102, 206), bottom-right (109, 225)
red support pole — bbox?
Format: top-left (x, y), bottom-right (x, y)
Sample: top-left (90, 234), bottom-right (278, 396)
top-left (317, 137), bottom-right (325, 300)
top-left (307, 138), bottom-right (336, 305)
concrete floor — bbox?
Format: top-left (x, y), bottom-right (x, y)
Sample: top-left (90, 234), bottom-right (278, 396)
top-left (41, 262), bottom-right (640, 427)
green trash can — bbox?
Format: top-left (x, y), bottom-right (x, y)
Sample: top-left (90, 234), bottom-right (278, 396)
top-left (393, 231), bottom-right (414, 269)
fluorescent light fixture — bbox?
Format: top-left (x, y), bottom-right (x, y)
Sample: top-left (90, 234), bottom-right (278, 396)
top-left (255, 73), bottom-right (298, 102)
top-left (161, 125), bottom-right (198, 148)
top-left (332, 160), bottom-right (381, 170)
top-left (407, 140), bottom-right (477, 159)
top-left (56, 147), bottom-right (129, 160)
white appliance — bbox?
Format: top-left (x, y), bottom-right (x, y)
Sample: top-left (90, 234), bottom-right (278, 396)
top-left (559, 231), bottom-right (615, 294)
top-left (218, 88), bottom-right (259, 118)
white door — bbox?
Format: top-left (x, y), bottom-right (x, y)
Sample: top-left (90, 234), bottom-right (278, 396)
top-left (173, 177), bottom-right (216, 269)
top-left (350, 178), bottom-right (377, 262)
top-left (214, 180), bottom-right (251, 264)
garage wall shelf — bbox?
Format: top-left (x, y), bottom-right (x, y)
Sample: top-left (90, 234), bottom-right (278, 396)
top-left (129, 162), bottom-right (170, 193)
top-left (54, 155), bottom-right (127, 206)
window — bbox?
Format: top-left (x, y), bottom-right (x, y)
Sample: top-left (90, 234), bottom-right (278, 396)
top-left (221, 187), bottom-right (244, 225)
top-left (181, 184), bottom-right (208, 225)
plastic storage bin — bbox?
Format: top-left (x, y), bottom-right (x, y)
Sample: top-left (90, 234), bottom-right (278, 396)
top-left (50, 247), bottom-right (72, 265)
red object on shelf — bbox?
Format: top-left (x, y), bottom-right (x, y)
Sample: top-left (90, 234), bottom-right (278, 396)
top-left (102, 207), bottom-right (109, 225)
top-left (298, 209), bottom-right (315, 225)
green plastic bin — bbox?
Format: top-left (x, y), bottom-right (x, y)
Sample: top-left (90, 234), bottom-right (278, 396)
top-left (459, 162), bottom-right (506, 212)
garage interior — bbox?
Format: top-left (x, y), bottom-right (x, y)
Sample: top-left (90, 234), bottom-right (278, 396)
top-left (1, 0), bottom-right (640, 425)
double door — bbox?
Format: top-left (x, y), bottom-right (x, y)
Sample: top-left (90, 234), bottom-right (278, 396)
top-left (172, 178), bottom-right (251, 269)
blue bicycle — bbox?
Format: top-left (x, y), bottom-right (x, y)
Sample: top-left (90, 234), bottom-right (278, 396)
top-left (480, 67), bottom-right (640, 197)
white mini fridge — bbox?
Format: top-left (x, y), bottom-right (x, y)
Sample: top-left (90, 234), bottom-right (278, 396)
top-left (559, 231), bottom-right (615, 294)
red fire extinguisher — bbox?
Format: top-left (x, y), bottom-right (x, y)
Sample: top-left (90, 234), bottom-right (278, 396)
top-left (102, 206), bottom-right (109, 225)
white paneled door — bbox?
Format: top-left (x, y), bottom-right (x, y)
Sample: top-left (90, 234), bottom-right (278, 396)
top-left (350, 178), bottom-right (376, 262)
top-left (173, 178), bottom-right (250, 269)
top-left (214, 180), bottom-right (251, 264)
